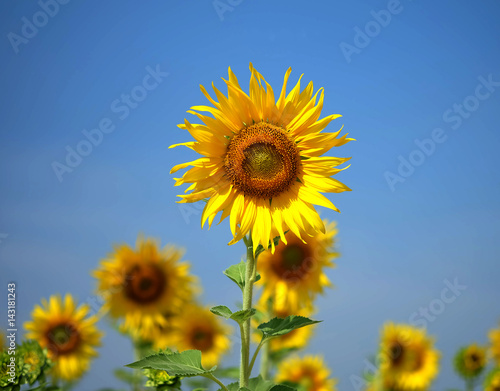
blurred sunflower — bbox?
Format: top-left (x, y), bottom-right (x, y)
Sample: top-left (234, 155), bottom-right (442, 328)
top-left (257, 220), bottom-right (337, 312)
top-left (379, 323), bottom-right (439, 390)
top-left (93, 236), bottom-right (197, 338)
top-left (454, 344), bottom-right (487, 379)
top-left (171, 64), bottom-right (352, 253)
top-left (485, 367), bottom-right (500, 391)
top-left (490, 323), bottom-right (500, 365)
top-left (24, 294), bottom-right (102, 381)
top-left (166, 304), bottom-right (231, 368)
top-left (275, 355), bottom-right (336, 391)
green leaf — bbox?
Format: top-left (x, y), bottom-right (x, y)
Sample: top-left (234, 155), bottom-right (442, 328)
top-left (210, 306), bottom-right (256, 324)
top-left (230, 308), bottom-right (256, 323)
top-left (126, 350), bottom-right (216, 377)
top-left (210, 305), bottom-right (233, 319)
top-left (223, 261), bottom-right (260, 290)
top-left (258, 316), bottom-right (321, 339)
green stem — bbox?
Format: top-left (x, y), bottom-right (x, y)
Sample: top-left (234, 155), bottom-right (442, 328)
top-left (240, 236), bottom-right (257, 388)
top-left (259, 298), bottom-right (273, 380)
top-left (203, 373), bottom-right (229, 391)
top-left (248, 340), bottom-right (265, 375)
top-left (259, 337), bottom-right (270, 380)
top-left (466, 378), bottom-right (475, 391)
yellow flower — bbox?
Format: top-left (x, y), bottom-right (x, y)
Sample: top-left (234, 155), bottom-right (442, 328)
top-left (24, 294), bottom-right (102, 381)
top-left (454, 344), bottom-right (487, 379)
top-left (257, 220), bottom-right (337, 312)
top-left (162, 304), bottom-right (231, 368)
top-left (490, 323), bottom-right (500, 365)
top-left (171, 64), bottom-right (352, 253)
top-left (275, 355), bottom-right (337, 391)
top-left (379, 323), bottom-right (439, 390)
top-left (92, 236), bottom-right (197, 339)
top-left (485, 368), bottom-right (500, 391)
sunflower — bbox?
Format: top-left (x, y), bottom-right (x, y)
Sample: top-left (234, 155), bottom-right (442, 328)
top-left (453, 344), bottom-right (487, 379)
top-left (257, 220), bottom-right (337, 312)
top-left (92, 236), bottom-right (197, 339)
top-left (485, 368), bottom-right (500, 391)
top-left (164, 304), bottom-right (231, 368)
top-left (275, 355), bottom-right (337, 391)
top-left (490, 323), bottom-right (500, 365)
top-left (24, 294), bottom-right (102, 381)
top-left (379, 323), bottom-right (439, 390)
top-left (170, 64), bottom-right (352, 253)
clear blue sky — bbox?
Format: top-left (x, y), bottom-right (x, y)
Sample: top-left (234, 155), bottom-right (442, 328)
top-left (1, 1), bottom-right (499, 389)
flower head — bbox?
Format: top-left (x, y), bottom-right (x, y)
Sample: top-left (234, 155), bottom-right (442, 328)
top-left (453, 344), bottom-right (487, 379)
top-left (275, 355), bottom-right (337, 391)
top-left (159, 304), bottom-right (231, 368)
top-left (379, 323), bottom-right (439, 390)
top-left (93, 236), bottom-right (197, 338)
top-left (257, 220), bottom-right (337, 312)
top-left (18, 340), bottom-right (52, 385)
top-left (24, 294), bottom-right (102, 381)
top-left (171, 64), bottom-right (352, 253)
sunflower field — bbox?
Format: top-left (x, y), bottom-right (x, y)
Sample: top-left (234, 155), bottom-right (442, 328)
top-left (1, 2), bottom-right (500, 391)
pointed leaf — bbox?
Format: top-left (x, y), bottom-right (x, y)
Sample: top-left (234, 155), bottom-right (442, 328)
top-left (223, 261), bottom-right (260, 290)
top-left (258, 316), bottom-right (321, 339)
top-left (210, 305), bottom-right (233, 319)
top-left (210, 306), bottom-right (256, 324)
top-left (126, 350), bottom-right (216, 377)
top-left (230, 308), bottom-right (256, 323)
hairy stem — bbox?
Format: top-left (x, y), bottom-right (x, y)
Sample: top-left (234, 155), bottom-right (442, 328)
top-left (240, 236), bottom-right (257, 388)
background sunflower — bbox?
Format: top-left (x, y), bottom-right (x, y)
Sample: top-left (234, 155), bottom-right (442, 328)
top-left (93, 236), bottom-right (197, 339)
top-left (379, 323), bottom-right (440, 390)
top-left (24, 294), bottom-right (102, 381)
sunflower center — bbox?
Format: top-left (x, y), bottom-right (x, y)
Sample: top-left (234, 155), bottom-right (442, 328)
top-left (271, 242), bottom-right (311, 282)
top-left (46, 323), bottom-right (80, 356)
top-left (389, 342), bottom-right (405, 367)
top-left (190, 328), bottom-right (214, 351)
top-left (124, 264), bottom-right (166, 304)
top-left (466, 351), bottom-right (483, 370)
top-left (388, 341), bottom-right (423, 371)
top-left (224, 122), bottom-right (300, 199)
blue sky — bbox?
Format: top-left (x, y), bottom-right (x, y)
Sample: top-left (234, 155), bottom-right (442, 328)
top-left (1, 0), bottom-right (499, 389)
